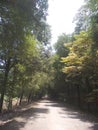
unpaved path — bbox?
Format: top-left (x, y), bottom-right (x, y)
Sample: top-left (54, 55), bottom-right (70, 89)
top-left (0, 100), bottom-right (98, 130)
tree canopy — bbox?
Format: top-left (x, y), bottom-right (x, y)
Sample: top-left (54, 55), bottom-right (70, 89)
top-left (0, 0), bottom-right (51, 112)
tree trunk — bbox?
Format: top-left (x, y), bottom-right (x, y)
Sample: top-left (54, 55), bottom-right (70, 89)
top-left (77, 85), bottom-right (81, 108)
top-left (8, 96), bottom-right (12, 111)
top-left (0, 59), bottom-right (10, 113)
top-left (19, 90), bottom-right (24, 105)
top-left (86, 77), bottom-right (92, 93)
top-left (7, 67), bottom-right (16, 111)
top-left (85, 78), bottom-right (92, 111)
top-left (67, 85), bottom-right (70, 102)
top-left (28, 92), bottom-right (32, 103)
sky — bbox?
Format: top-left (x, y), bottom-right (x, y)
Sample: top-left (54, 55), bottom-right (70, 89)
top-left (47, 0), bottom-right (84, 44)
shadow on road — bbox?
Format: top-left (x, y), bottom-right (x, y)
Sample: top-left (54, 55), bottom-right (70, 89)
top-left (0, 120), bottom-right (25, 130)
top-left (45, 102), bottom-right (65, 108)
top-left (0, 106), bottom-right (49, 130)
top-left (45, 100), bottom-right (98, 130)
top-left (89, 123), bottom-right (98, 130)
top-left (1, 100), bottom-right (98, 130)
top-left (61, 104), bottom-right (98, 130)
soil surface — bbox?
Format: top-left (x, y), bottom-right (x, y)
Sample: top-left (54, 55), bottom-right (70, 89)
top-left (0, 99), bottom-right (98, 130)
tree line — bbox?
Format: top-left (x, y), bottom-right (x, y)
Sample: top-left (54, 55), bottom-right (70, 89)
top-left (49, 0), bottom-right (98, 113)
top-left (0, 0), bottom-right (52, 113)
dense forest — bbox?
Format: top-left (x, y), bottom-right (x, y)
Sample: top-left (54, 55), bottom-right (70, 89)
top-left (49, 0), bottom-right (98, 112)
top-left (0, 0), bottom-right (98, 114)
top-left (0, 0), bottom-right (52, 113)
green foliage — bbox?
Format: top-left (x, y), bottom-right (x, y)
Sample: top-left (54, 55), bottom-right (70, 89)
top-left (62, 31), bottom-right (91, 77)
top-left (54, 33), bottom-right (72, 57)
top-left (48, 34), bottom-right (73, 99)
top-left (0, 0), bottom-right (51, 112)
top-left (47, 0), bottom-right (98, 111)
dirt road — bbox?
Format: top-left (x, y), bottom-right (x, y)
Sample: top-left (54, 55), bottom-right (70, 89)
top-left (0, 100), bottom-right (98, 130)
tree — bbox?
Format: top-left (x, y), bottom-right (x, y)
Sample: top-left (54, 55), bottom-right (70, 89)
top-left (48, 34), bottom-right (72, 100)
top-left (61, 31), bottom-right (98, 108)
top-left (0, 0), bottom-right (50, 112)
top-left (74, 6), bottom-right (88, 34)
